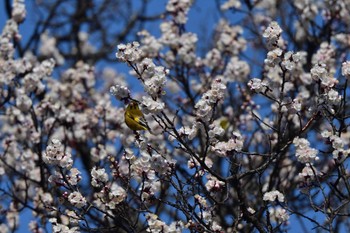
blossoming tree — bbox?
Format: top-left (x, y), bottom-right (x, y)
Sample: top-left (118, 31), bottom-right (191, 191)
top-left (1, 0), bottom-right (350, 232)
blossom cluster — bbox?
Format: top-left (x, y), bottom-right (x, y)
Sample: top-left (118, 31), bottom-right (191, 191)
top-left (195, 78), bottom-right (227, 122)
top-left (293, 137), bottom-right (319, 164)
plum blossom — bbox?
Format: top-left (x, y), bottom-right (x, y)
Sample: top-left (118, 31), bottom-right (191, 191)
top-left (179, 124), bottom-right (198, 140)
top-left (293, 137), bottom-right (319, 164)
top-left (66, 168), bottom-right (82, 186)
top-left (39, 32), bottom-right (64, 65)
top-left (68, 191), bottom-right (86, 208)
top-left (269, 207), bottom-right (289, 223)
top-left (146, 213), bottom-right (167, 233)
top-left (23, 59), bottom-right (54, 94)
top-left (326, 89), bottom-right (341, 104)
top-left (12, 0), bottom-right (26, 23)
top-left (75, 31), bottom-right (96, 56)
top-left (216, 20), bottom-right (246, 54)
top-left (43, 139), bottom-right (73, 169)
top-left (159, 21), bottom-right (179, 48)
top-left (48, 171), bottom-right (66, 186)
top-left (1, 19), bottom-right (20, 42)
top-left (166, 0), bottom-right (193, 24)
top-left (263, 190), bottom-right (285, 202)
top-left (50, 218), bottom-right (79, 233)
top-left (208, 121), bottom-right (225, 140)
top-left (294, 0), bottom-right (318, 21)
top-left (263, 21), bottom-right (283, 48)
top-left (29, 221), bottom-right (44, 233)
top-left (195, 98), bottom-right (213, 121)
top-left (321, 132), bottom-right (350, 161)
top-left (205, 174), bottom-right (225, 192)
top-left (141, 180), bottom-right (161, 202)
top-left (141, 96), bottom-right (165, 114)
top-left (311, 42), bottom-right (335, 70)
top-left (134, 58), bottom-right (168, 98)
top-left (90, 144), bottom-right (109, 163)
top-left (264, 48), bottom-right (282, 67)
top-left (6, 203), bottom-right (19, 229)
top-left (16, 90), bottom-right (32, 112)
top-left (91, 167), bottom-right (108, 187)
top-left (195, 78), bottom-right (226, 121)
top-left (177, 32), bottom-right (197, 64)
top-left (221, 0), bottom-right (241, 10)
top-left (204, 48), bottom-right (222, 69)
top-left (284, 50), bottom-right (308, 79)
top-left (248, 78), bottom-right (269, 92)
top-left (224, 56), bottom-right (250, 82)
top-left (291, 98), bottom-right (302, 112)
top-left (106, 183), bottom-right (126, 209)
top-left (116, 42), bottom-right (142, 62)
top-left (310, 63), bottom-right (337, 87)
top-left (194, 194), bottom-right (208, 208)
top-left (212, 131), bottom-right (244, 156)
top-left (299, 164), bottom-right (317, 179)
top-left (144, 66), bottom-right (168, 97)
top-left (342, 61), bottom-right (350, 78)
top-left (110, 84), bottom-right (130, 100)
top-left (138, 30), bottom-right (162, 57)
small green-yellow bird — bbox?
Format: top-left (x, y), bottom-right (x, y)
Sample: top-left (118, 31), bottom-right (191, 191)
top-left (124, 101), bottom-right (150, 131)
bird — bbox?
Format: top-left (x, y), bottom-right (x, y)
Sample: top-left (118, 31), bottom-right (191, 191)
top-left (124, 101), bottom-right (150, 131)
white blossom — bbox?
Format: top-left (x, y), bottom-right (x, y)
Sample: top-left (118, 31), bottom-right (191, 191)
top-left (221, 0), bottom-right (241, 10)
top-left (90, 144), bottom-right (108, 163)
top-left (329, 135), bottom-right (345, 150)
top-left (110, 84), bottom-right (130, 100)
top-left (208, 122), bottom-right (225, 140)
top-left (264, 48), bottom-right (282, 67)
top-left (205, 174), bottom-right (225, 192)
top-left (195, 78), bottom-right (226, 121)
top-left (141, 96), bottom-right (165, 114)
top-left (299, 165), bottom-right (317, 178)
top-left (146, 213), bottom-right (167, 233)
top-left (216, 20), bottom-right (246, 55)
top-left (43, 139), bottom-right (73, 169)
top-left (204, 48), bottom-right (222, 69)
top-left (67, 168), bottom-right (81, 186)
top-left (50, 218), bottom-right (79, 233)
top-left (326, 89), bottom-right (341, 104)
top-left (144, 66), bottom-right (168, 97)
top-left (263, 21), bottom-right (283, 48)
top-left (248, 78), bottom-right (269, 92)
top-left (68, 191), bottom-right (86, 208)
top-left (293, 137), bottom-right (319, 164)
top-left (224, 57), bottom-right (250, 82)
top-left (16, 92), bottom-right (32, 112)
top-left (194, 194), bottom-right (208, 208)
top-left (166, 0), bottom-right (193, 24)
top-left (116, 42), bottom-right (142, 62)
top-left (263, 190), bottom-right (285, 202)
top-left (291, 98), bottom-right (302, 111)
top-left (342, 61), bottom-right (350, 78)
top-left (91, 167), bottom-right (108, 187)
top-left (107, 183), bottom-right (126, 209)
top-left (311, 42), bottom-right (335, 69)
top-left (269, 207), bottom-right (289, 223)
top-left (138, 30), bottom-right (162, 57)
top-left (39, 32), bottom-right (64, 65)
top-left (212, 132), bottom-right (244, 156)
top-left (12, 0), bottom-right (26, 23)
top-left (179, 124), bottom-right (198, 140)
top-left (177, 33), bottom-right (198, 64)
